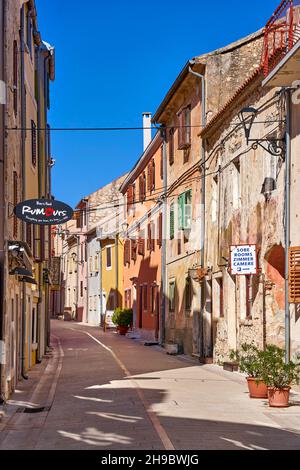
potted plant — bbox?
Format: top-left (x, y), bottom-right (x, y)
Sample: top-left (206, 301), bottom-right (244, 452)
top-left (112, 308), bottom-right (133, 335)
top-left (230, 344), bottom-right (268, 398)
top-left (260, 345), bottom-right (300, 408)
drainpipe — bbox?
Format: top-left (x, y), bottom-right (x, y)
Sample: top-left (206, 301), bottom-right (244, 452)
top-left (284, 89), bottom-right (291, 363)
top-left (188, 63), bottom-right (207, 358)
top-left (160, 126), bottom-right (167, 345)
top-left (20, 4), bottom-right (28, 380)
top-left (0, 0), bottom-right (6, 400)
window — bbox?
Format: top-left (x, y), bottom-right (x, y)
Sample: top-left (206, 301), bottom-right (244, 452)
top-left (138, 230), bottom-right (145, 256)
top-left (143, 285), bottom-right (148, 311)
top-left (127, 185), bottom-right (134, 213)
top-left (106, 246), bottom-right (112, 269)
top-left (178, 106), bottom-right (191, 150)
top-left (139, 173), bottom-right (146, 202)
top-left (131, 239), bottom-right (137, 261)
top-left (157, 213), bottom-right (162, 247)
top-left (94, 255), bottom-right (99, 272)
top-left (170, 203), bottom-right (175, 240)
top-left (26, 10), bottom-right (32, 56)
top-left (178, 190), bottom-right (192, 230)
top-left (169, 127), bottom-right (174, 165)
top-left (216, 277), bottom-right (224, 318)
top-left (13, 171), bottom-right (18, 238)
top-left (13, 40), bottom-right (18, 116)
top-left (124, 239), bottom-right (130, 265)
top-left (31, 121), bottom-right (37, 167)
top-left (160, 145), bottom-right (163, 180)
top-left (185, 277), bottom-right (192, 310)
top-left (147, 221), bottom-right (155, 252)
top-left (169, 281), bottom-right (175, 312)
top-left (80, 281), bottom-right (83, 298)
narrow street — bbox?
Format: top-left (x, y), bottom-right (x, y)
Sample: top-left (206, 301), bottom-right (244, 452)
top-left (0, 320), bottom-right (300, 451)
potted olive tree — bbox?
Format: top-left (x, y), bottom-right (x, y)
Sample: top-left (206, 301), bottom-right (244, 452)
top-left (260, 345), bottom-right (300, 408)
top-left (230, 344), bottom-right (268, 398)
top-left (112, 308), bottom-right (133, 336)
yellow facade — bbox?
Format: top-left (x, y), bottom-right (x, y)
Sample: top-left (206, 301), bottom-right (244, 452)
top-left (101, 236), bottom-right (124, 313)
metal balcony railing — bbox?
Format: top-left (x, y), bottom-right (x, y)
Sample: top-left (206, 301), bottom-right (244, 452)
top-left (261, 0), bottom-right (300, 76)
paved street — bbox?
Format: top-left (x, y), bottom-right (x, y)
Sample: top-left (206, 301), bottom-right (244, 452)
top-left (0, 320), bottom-right (300, 450)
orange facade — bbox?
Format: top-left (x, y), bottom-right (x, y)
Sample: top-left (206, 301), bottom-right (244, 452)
top-left (121, 133), bottom-right (163, 341)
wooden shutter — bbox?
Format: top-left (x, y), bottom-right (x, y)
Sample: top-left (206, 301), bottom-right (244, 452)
top-left (127, 186), bottom-right (133, 212)
top-left (13, 171), bottom-right (18, 238)
top-left (147, 223), bottom-right (151, 251)
top-left (158, 212), bottom-right (162, 247)
top-left (31, 121), bottom-right (37, 167)
top-left (147, 165), bottom-right (151, 191)
top-left (139, 175), bottom-right (143, 202)
top-left (124, 240), bottom-right (130, 265)
top-left (152, 160), bottom-right (155, 191)
top-left (131, 239), bottom-right (137, 261)
top-left (169, 128), bottom-right (174, 165)
top-left (289, 247), bottom-right (300, 303)
top-left (13, 41), bottom-right (18, 116)
top-left (138, 229), bottom-right (145, 256)
top-left (177, 111), bottom-right (184, 150)
top-left (151, 221), bottom-right (155, 252)
top-left (160, 146), bottom-right (163, 180)
top-left (170, 203), bottom-right (175, 240)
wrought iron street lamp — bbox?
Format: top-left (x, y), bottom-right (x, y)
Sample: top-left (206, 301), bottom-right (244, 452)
top-left (238, 107), bottom-right (285, 156)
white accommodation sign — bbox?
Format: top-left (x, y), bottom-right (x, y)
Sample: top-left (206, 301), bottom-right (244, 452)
top-left (230, 245), bottom-right (258, 275)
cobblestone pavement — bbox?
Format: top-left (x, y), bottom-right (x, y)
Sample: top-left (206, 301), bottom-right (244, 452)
top-left (0, 320), bottom-right (300, 450)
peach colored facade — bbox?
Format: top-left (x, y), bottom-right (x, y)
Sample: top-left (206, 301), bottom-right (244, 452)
top-left (120, 132), bottom-right (163, 341)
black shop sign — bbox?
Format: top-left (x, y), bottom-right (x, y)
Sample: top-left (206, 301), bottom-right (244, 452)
top-left (14, 199), bottom-right (73, 225)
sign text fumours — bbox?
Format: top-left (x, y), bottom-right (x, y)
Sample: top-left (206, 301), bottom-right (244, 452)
top-left (14, 199), bottom-right (73, 226)
top-left (230, 244), bottom-right (258, 276)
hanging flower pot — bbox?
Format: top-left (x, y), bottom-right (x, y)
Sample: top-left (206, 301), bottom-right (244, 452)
top-left (247, 378), bottom-right (268, 398)
top-left (267, 387), bottom-right (291, 408)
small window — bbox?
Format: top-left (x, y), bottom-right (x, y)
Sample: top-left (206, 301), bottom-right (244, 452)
top-left (106, 246), bottom-right (112, 269)
top-left (178, 106), bottom-right (191, 150)
top-left (178, 190), bottom-right (192, 230)
top-left (169, 127), bottom-right (174, 165)
top-left (169, 281), bottom-right (175, 312)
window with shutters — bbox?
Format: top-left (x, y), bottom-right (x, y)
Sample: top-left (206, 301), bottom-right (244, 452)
top-left (289, 247), bottom-right (300, 303)
top-left (150, 284), bottom-right (158, 314)
top-left (151, 160), bottom-right (155, 191)
top-left (170, 203), bottom-right (175, 240)
top-left (178, 106), bottom-right (191, 150)
top-left (131, 239), bottom-right (137, 261)
top-left (13, 171), bottom-right (18, 238)
top-left (13, 41), bottom-right (18, 116)
top-left (138, 230), bottom-right (145, 256)
top-left (127, 185), bottom-right (134, 213)
top-left (158, 213), bottom-right (162, 247)
top-left (147, 223), bottom-right (151, 251)
top-left (169, 281), bottom-right (175, 312)
top-left (147, 164), bottom-right (151, 192)
top-left (169, 127), bottom-right (174, 165)
top-left (124, 239), bottom-right (130, 266)
top-left (31, 120), bottom-right (37, 167)
top-left (160, 145), bottom-right (163, 180)
top-left (178, 190), bottom-right (192, 230)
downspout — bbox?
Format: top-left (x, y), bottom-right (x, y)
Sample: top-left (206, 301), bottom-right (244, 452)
top-left (20, 4), bottom-right (28, 380)
top-left (188, 64), bottom-right (207, 358)
top-left (0, 0), bottom-right (6, 400)
top-left (284, 89), bottom-right (291, 363)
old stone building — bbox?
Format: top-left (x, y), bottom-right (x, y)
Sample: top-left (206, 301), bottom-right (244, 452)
top-left (152, 30), bottom-right (265, 358)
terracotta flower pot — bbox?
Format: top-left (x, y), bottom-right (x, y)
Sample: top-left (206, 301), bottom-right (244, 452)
top-left (118, 326), bottom-right (129, 336)
top-left (247, 378), bottom-right (268, 398)
top-left (267, 387), bottom-right (291, 408)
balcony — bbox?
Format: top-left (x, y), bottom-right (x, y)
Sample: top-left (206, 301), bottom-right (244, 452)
top-left (261, 0), bottom-right (300, 79)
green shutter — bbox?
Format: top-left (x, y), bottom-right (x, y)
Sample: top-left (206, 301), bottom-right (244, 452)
top-left (178, 194), bottom-right (184, 230)
top-left (184, 190), bottom-right (192, 229)
top-left (170, 203), bottom-right (175, 240)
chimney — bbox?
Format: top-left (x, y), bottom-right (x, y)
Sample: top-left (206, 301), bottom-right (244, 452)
top-left (142, 112), bottom-right (152, 152)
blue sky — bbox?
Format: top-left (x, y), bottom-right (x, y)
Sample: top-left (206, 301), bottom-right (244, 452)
top-left (35, 0), bottom-right (278, 207)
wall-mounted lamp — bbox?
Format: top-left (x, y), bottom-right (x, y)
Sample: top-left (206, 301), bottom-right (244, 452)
top-left (238, 107), bottom-right (285, 157)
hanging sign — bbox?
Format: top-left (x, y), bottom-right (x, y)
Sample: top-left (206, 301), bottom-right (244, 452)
top-left (230, 244), bottom-right (258, 275)
top-left (14, 199), bottom-right (73, 226)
